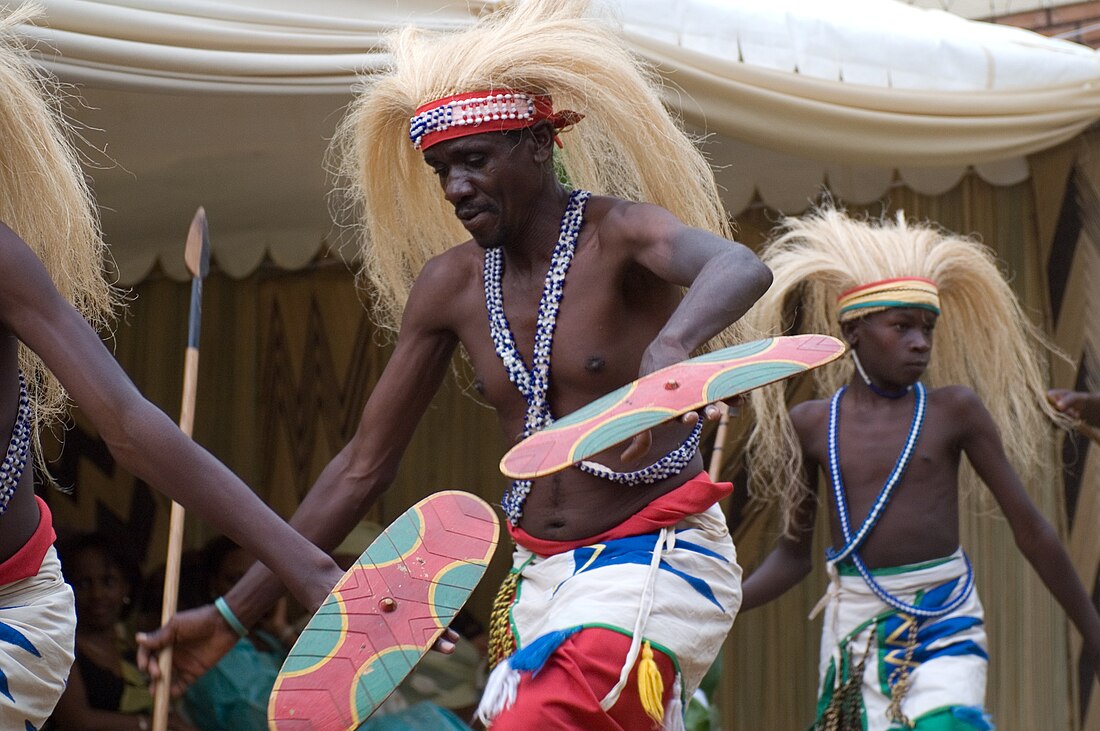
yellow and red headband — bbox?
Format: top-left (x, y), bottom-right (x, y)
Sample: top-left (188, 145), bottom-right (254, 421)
top-left (836, 277), bottom-right (940, 322)
top-left (408, 89), bottom-right (582, 150)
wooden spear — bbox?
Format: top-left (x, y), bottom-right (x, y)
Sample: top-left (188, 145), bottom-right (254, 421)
top-left (707, 401), bottom-right (732, 481)
top-left (152, 208), bottom-right (210, 731)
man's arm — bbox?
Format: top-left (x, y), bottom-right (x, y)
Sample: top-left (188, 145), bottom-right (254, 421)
top-left (605, 202), bottom-right (771, 459)
top-left (957, 387), bottom-right (1100, 672)
top-left (217, 259), bottom-right (461, 627)
top-left (138, 256), bottom-right (462, 689)
top-left (0, 223), bottom-right (343, 611)
top-left (608, 201), bottom-right (772, 375)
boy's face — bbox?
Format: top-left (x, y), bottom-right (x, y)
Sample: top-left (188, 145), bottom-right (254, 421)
top-left (843, 307), bottom-right (937, 387)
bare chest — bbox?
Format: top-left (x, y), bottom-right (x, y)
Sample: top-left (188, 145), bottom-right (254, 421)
top-left (808, 396), bottom-right (964, 557)
top-left (451, 258), bottom-right (676, 439)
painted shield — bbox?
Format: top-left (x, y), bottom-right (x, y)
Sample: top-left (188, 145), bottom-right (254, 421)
top-left (500, 334), bottom-right (846, 479)
top-left (268, 490), bottom-right (499, 729)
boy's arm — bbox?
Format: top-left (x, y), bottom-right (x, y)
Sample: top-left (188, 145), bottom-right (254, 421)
top-left (741, 405), bottom-right (820, 611)
top-left (740, 500), bottom-right (816, 611)
top-left (958, 387), bottom-right (1100, 670)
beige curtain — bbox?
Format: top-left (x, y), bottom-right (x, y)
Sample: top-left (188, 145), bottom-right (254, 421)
top-left (632, 31), bottom-right (1100, 168)
top-left (24, 1), bottom-right (1100, 286)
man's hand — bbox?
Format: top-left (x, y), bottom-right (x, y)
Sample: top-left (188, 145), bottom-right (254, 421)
top-left (136, 604), bottom-right (239, 697)
top-left (434, 628), bottom-right (459, 654)
top-left (619, 401), bottom-right (735, 464)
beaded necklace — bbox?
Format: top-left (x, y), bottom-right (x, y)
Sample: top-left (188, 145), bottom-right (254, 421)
top-left (826, 382), bottom-right (974, 618)
top-left (487, 189), bottom-right (702, 526)
top-left (0, 371), bottom-right (32, 516)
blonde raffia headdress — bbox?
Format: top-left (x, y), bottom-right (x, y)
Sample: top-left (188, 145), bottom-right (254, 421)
top-left (740, 207), bottom-right (1067, 535)
top-left (332, 0), bottom-right (732, 335)
top-left (0, 4), bottom-right (116, 445)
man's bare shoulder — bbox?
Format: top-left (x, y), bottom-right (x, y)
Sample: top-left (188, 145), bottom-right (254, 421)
top-left (413, 240), bottom-right (481, 293)
top-left (0, 222), bottom-right (54, 298)
top-left (585, 196), bottom-right (691, 269)
top-left (588, 195), bottom-right (669, 233)
top-left (403, 241), bottom-right (482, 330)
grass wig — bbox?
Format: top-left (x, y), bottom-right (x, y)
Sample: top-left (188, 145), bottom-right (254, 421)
top-left (740, 207), bottom-right (1067, 535)
top-left (0, 4), bottom-right (115, 442)
top-left (331, 0), bottom-right (731, 334)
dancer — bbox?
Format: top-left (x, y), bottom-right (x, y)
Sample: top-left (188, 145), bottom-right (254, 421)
top-left (0, 6), bottom-right (345, 726)
top-left (738, 208), bottom-right (1100, 730)
top-left (138, 1), bottom-right (771, 728)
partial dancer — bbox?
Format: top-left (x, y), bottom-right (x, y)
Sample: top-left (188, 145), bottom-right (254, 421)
top-left (0, 7), bottom-right (345, 727)
top-left (738, 208), bottom-right (1100, 730)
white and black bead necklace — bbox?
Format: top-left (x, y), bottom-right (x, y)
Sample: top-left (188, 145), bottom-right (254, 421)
top-left (0, 371), bottom-right (32, 516)
top-left (486, 190), bottom-right (701, 526)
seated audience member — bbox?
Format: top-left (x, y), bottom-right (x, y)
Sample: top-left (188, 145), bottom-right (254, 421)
top-left (50, 533), bottom-right (197, 730)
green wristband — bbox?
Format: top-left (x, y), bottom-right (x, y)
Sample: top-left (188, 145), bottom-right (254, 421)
top-left (214, 596), bottom-right (249, 639)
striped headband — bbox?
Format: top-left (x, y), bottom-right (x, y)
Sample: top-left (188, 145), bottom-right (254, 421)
top-left (409, 89), bottom-right (583, 150)
top-left (836, 277), bottom-right (940, 322)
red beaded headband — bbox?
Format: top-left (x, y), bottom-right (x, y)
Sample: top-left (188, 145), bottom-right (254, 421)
top-left (409, 89), bottom-right (582, 150)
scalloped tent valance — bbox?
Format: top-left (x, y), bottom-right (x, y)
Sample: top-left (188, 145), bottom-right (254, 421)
top-left (21, 0), bottom-right (1100, 283)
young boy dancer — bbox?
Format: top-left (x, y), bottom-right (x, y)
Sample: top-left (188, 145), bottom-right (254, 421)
top-left (739, 208), bottom-right (1100, 730)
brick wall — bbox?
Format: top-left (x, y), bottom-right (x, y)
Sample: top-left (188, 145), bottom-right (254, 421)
top-left (989, 1), bottom-right (1100, 48)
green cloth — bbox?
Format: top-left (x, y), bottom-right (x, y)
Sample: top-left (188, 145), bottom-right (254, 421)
top-left (895, 706), bottom-right (993, 730)
top-left (182, 631), bottom-right (285, 731)
top-left (363, 702), bottom-right (470, 730)
top-left (684, 655), bottom-right (722, 731)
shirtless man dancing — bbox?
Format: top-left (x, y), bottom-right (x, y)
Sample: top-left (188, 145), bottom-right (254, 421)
top-left (138, 1), bottom-right (771, 728)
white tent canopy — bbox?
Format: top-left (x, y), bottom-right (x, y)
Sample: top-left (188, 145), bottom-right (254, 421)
top-left (20, 0), bottom-right (1100, 283)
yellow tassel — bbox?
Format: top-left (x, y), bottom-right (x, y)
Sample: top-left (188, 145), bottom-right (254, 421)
top-left (637, 640), bottom-right (665, 725)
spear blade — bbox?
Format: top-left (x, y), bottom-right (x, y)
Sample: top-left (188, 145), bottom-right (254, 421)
top-left (184, 206), bottom-right (210, 280)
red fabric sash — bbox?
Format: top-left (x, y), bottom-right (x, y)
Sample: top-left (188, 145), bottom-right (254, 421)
top-left (0, 496), bottom-right (56, 585)
top-left (507, 471), bottom-right (731, 556)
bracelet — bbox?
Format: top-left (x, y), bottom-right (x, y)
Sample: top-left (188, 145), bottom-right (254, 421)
top-left (214, 596), bottom-right (249, 639)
